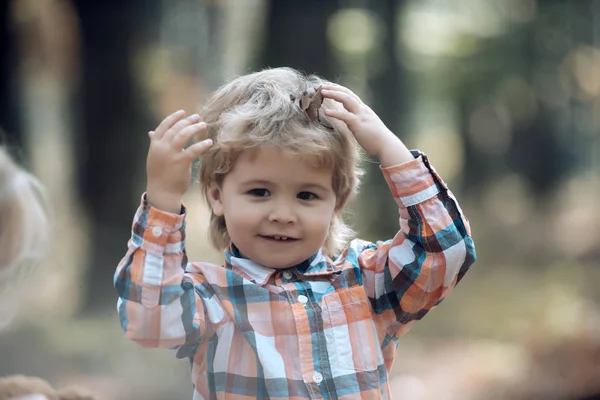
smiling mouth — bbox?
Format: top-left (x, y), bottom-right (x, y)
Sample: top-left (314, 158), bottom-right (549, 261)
top-left (259, 235), bottom-right (299, 242)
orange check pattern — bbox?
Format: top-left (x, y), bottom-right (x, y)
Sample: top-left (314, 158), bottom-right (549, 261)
top-left (114, 151), bottom-right (476, 399)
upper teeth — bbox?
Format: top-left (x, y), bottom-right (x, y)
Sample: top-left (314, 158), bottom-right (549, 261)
top-left (273, 236), bottom-right (288, 240)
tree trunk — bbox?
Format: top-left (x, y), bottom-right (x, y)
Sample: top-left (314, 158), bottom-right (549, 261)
top-left (263, 0), bottom-right (337, 77)
top-left (72, 1), bottom-right (155, 312)
top-left (364, 0), bottom-right (407, 238)
top-left (0, 0), bottom-right (20, 146)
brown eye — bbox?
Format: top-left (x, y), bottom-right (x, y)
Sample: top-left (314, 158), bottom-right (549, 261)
top-left (297, 192), bottom-right (318, 200)
top-left (249, 188), bottom-right (270, 197)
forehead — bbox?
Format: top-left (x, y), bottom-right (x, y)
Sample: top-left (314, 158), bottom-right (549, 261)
top-left (228, 147), bottom-right (333, 186)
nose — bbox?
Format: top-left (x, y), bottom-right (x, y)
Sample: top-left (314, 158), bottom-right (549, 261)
top-left (268, 200), bottom-right (297, 224)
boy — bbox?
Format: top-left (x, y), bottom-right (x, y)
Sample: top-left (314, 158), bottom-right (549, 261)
top-left (115, 67), bottom-right (476, 399)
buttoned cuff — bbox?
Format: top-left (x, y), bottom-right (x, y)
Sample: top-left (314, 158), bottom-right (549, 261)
top-left (381, 150), bottom-right (447, 208)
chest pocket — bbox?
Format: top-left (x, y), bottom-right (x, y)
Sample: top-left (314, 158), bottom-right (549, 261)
top-left (322, 286), bottom-right (381, 373)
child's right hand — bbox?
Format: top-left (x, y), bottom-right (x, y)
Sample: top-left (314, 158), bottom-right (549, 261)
top-left (146, 110), bottom-right (212, 214)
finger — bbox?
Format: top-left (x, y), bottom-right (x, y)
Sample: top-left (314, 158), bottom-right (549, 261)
top-left (321, 83), bottom-right (362, 104)
top-left (153, 110), bottom-right (186, 140)
top-left (163, 113), bottom-right (200, 141)
top-left (323, 109), bottom-right (358, 127)
top-left (148, 130), bottom-right (155, 140)
top-left (183, 139), bottom-right (213, 161)
top-left (172, 122), bottom-right (208, 149)
top-left (321, 89), bottom-right (361, 114)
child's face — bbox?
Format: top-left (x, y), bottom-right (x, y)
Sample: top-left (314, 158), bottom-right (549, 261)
top-left (208, 146), bottom-right (337, 269)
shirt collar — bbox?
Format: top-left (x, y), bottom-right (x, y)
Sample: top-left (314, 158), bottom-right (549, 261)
top-left (224, 245), bottom-right (341, 284)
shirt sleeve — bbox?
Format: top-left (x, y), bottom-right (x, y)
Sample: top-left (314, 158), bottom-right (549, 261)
top-left (113, 194), bottom-right (206, 356)
top-left (351, 150), bottom-right (476, 339)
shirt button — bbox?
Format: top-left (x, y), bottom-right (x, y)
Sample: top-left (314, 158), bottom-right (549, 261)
top-left (297, 295), bottom-right (308, 305)
top-left (313, 371), bottom-right (323, 384)
top-left (151, 226), bottom-right (163, 237)
top-left (283, 271), bottom-right (293, 280)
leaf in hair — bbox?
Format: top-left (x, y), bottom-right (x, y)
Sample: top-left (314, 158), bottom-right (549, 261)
top-left (298, 85), bottom-right (324, 121)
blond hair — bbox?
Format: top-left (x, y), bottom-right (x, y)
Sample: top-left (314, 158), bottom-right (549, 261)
top-left (0, 145), bottom-right (51, 328)
top-left (198, 67), bottom-right (362, 256)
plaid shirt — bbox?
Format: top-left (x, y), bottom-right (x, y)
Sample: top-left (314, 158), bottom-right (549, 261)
top-left (115, 151), bottom-right (476, 399)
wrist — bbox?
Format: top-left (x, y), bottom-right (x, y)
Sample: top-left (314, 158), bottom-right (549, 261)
top-left (376, 134), bottom-right (414, 168)
top-left (146, 188), bottom-right (183, 214)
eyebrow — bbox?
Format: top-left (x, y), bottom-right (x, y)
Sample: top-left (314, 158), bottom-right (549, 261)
top-left (240, 180), bottom-right (331, 192)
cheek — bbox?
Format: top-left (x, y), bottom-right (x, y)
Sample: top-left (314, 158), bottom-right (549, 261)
top-left (223, 202), bottom-right (260, 230)
top-left (304, 207), bottom-right (336, 233)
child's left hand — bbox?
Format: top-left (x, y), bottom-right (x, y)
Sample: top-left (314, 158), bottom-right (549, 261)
top-left (321, 83), bottom-right (414, 167)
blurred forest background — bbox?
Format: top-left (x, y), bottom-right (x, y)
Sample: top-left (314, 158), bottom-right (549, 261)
top-left (1, 0), bottom-right (600, 399)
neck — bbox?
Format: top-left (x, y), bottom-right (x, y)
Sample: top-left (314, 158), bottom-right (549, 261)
top-left (227, 243), bottom-right (320, 270)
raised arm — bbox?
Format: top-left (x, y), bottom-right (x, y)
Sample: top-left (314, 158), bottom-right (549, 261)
top-left (355, 151), bottom-right (476, 337)
top-left (321, 84), bottom-right (475, 338)
top-left (114, 110), bottom-right (214, 355)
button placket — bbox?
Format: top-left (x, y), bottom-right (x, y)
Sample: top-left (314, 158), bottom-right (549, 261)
top-left (289, 290), bottom-right (316, 395)
top-left (297, 295), bottom-right (308, 305)
top-left (312, 371), bottom-right (323, 384)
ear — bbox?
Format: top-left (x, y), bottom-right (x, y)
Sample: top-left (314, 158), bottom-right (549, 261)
top-left (207, 182), bottom-right (224, 216)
